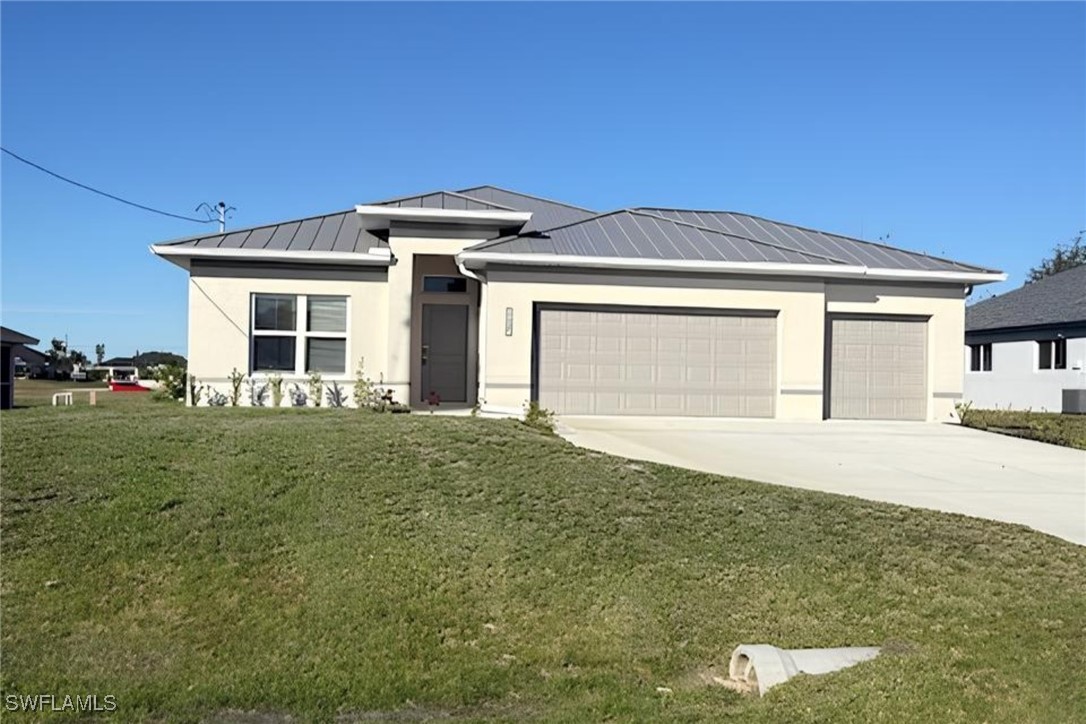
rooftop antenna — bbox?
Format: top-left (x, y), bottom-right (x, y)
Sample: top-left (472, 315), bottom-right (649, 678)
top-left (196, 201), bottom-right (236, 233)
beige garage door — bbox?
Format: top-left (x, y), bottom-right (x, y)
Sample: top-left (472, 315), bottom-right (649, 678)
top-left (537, 308), bottom-right (777, 417)
top-left (829, 317), bottom-right (928, 420)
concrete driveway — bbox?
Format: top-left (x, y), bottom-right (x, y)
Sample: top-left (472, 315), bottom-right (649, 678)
top-left (557, 417), bottom-right (1086, 545)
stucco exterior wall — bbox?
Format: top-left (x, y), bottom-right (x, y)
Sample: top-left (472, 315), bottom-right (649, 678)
top-left (825, 282), bottom-right (968, 422)
top-left (963, 336), bottom-right (1086, 412)
top-left (480, 270), bottom-right (827, 419)
top-left (186, 262), bottom-right (389, 405)
top-left (480, 273), bottom-right (968, 421)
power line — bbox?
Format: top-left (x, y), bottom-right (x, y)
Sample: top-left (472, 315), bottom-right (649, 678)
top-left (1, 146), bottom-right (216, 224)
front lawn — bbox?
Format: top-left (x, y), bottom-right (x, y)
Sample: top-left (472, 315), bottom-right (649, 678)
top-left (2, 404), bottom-right (1083, 722)
top-left (958, 406), bottom-right (1086, 450)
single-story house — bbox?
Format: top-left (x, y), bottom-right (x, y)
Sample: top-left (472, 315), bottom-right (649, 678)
top-left (964, 264), bottom-right (1086, 412)
top-left (13, 345), bottom-right (48, 378)
top-left (1, 327), bottom-right (40, 409)
top-left (151, 186), bottom-right (1004, 421)
top-left (94, 357), bottom-right (141, 381)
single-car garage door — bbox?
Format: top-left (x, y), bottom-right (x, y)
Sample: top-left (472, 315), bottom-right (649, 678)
top-left (537, 307), bottom-right (777, 417)
top-left (828, 316), bottom-right (928, 420)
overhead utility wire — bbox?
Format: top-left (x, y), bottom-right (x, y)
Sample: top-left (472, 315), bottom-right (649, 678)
top-left (1, 146), bottom-right (215, 224)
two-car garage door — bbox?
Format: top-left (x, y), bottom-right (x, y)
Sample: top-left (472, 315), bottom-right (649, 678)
top-left (537, 308), bottom-right (777, 417)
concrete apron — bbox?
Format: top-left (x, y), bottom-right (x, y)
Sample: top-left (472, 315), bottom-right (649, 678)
top-left (556, 416), bottom-right (1086, 545)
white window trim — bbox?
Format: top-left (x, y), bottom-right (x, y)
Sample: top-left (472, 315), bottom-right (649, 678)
top-left (967, 342), bottom-right (991, 373)
top-left (1036, 338), bottom-right (1067, 372)
top-left (250, 293), bottom-right (351, 378)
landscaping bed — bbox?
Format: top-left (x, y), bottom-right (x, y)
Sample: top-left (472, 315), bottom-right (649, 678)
top-left (957, 407), bottom-right (1086, 450)
top-left (1, 403), bottom-right (1084, 721)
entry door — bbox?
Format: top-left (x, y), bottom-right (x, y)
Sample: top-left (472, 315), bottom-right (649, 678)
top-left (421, 304), bottom-right (468, 403)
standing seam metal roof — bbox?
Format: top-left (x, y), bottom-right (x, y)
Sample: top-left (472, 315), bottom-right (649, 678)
top-left (154, 210), bottom-right (382, 253)
top-left (465, 210), bottom-right (847, 265)
top-left (457, 185), bottom-right (598, 232)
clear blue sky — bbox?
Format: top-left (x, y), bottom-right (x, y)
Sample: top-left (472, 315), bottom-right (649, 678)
top-left (3, 2), bottom-right (1083, 357)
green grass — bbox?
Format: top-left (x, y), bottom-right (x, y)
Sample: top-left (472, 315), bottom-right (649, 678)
top-left (2, 401), bottom-right (1084, 722)
top-left (958, 406), bottom-right (1086, 450)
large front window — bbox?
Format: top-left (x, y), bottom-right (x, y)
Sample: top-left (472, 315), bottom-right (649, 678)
top-left (251, 294), bottom-right (347, 375)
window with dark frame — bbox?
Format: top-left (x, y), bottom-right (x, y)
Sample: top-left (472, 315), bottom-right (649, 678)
top-left (251, 294), bottom-right (347, 375)
top-left (1038, 339), bottom-right (1067, 370)
top-left (969, 343), bottom-right (992, 372)
top-left (423, 276), bottom-right (468, 293)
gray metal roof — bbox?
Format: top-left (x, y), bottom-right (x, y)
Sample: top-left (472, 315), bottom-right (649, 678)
top-left (154, 210), bottom-right (384, 253)
top-left (374, 190), bottom-right (516, 212)
top-left (0, 327), bottom-right (39, 346)
top-left (466, 210), bottom-right (847, 265)
top-left (638, 208), bottom-right (998, 274)
top-left (966, 264), bottom-right (1086, 331)
top-left (458, 186), bottom-right (598, 232)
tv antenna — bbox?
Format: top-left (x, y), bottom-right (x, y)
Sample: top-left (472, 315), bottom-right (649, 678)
top-left (196, 201), bottom-right (237, 233)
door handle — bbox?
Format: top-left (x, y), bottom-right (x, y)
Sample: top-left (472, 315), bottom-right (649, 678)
top-left (421, 345), bottom-right (429, 365)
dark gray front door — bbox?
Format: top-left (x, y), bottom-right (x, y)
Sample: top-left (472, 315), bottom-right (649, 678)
top-left (421, 304), bottom-right (468, 403)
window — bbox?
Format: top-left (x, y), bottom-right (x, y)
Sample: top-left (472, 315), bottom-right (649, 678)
top-left (423, 275), bottom-right (467, 293)
top-left (969, 343), bottom-right (992, 372)
top-left (251, 294), bottom-right (347, 375)
top-left (1038, 339), bottom-right (1067, 370)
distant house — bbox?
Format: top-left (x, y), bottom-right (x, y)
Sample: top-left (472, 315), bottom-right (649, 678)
top-left (13, 345), bottom-right (48, 378)
top-left (1, 327), bottom-right (40, 409)
top-left (964, 264), bottom-right (1086, 412)
top-left (96, 356), bottom-right (140, 381)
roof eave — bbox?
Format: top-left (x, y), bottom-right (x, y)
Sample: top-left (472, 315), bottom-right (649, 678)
top-left (149, 245), bottom-right (394, 270)
top-left (456, 251), bottom-right (1007, 284)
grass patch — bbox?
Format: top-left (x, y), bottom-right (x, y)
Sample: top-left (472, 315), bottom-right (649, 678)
top-left (957, 406), bottom-right (1086, 450)
top-left (2, 403), bottom-right (1084, 722)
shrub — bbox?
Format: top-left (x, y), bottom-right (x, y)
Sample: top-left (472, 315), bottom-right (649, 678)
top-left (290, 383), bottom-right (308, 407)
top-left (268, 374), bottom-right (284, 408)
top-left (207, 388), bottom-right (228, 407)
top-left (248, 378), bottom-right (268, 407)
top-left (523, 400), bottom-right (556, 434)
top-left (325, 382), bottom-right (347, 408)
top-left (353, 357), bottom-right (378, 409)
top-left (152, 364), bottom-right (186, 402)
top-left (188, 374), bottom-right (205, 406)
top-left (307, 372), bottom-right (323, 408)
top-left (228, 368), bottom-right (245, 407)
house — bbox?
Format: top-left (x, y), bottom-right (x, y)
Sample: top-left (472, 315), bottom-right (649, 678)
top-left (95, 357), bottom-right (141, 381)
top-left (1, 327), bottom-right (40, 409)
top-left (963, 264), bottom-right (1086, 412)
top-left (151, 186), bottom-right (1004, 421)
top-left (13, 345), bottom-right (48, 378)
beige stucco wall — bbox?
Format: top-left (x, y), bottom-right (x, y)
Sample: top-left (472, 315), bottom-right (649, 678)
top-left (186, 263), bottom-right (389, 405)
top-left (479, 271), bottom-right (967, 422)
top-left (825, 281), bottom-right (967, 422)
top-left (479, 271), bottom-right (827, 420)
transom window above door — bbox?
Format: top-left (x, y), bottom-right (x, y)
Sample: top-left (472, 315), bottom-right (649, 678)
top-left (422, 275), bottom-right (468, 293)
top-left (251, 294), bottom-right (348, 375)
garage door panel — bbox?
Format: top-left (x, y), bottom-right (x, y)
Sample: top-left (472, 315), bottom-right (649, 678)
top-left (829, 317), bottom-right (927, 421)
top-left (538, 308), bottom-right (777, 417)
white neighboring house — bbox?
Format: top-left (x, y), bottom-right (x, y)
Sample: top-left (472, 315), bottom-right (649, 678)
top-left (964, 264), bottom-right (1086, 413)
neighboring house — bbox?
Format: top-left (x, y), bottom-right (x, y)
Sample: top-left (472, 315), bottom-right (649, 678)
top-left (95, 356), bottom-right (141, 381)
top-left (151, 186), bottom-right (1004, 421)
top-left (963, 264), bottom-right (1086, 412)
top-left (1, 327), bottom-right (40, 409)
top-left (13, 345), bottom-right (48, 378)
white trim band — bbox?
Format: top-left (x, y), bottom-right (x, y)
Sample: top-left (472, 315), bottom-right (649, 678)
top-left (150, 245), bottom-right (395, 267)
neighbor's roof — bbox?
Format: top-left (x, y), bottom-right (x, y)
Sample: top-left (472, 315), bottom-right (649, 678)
top-left (153, 209), bottom-right (383, 253)
top-left (466, 209), bottom-right (847, 266)
top-left (966, 264), bottom-right (1086, 331)
top-left (13, 345), bottom-right (47, 362)
top-left (0, 327), bottom-right (39, 346)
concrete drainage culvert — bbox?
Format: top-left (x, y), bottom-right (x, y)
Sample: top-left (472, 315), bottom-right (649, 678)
top-left (728, 644), bottom-right (881, 696)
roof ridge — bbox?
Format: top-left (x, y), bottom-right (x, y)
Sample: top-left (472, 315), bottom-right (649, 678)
top-left (465, 208), bottom-right (851, 265)
top-left (369, 189), bottom-right (520, 212)
top-left (968, 263), bottom-right (1086, 309)
top-left (628, 209), bottom-right (850, 265)
top-left (154, 208), bottom-right (356, 247)
top-left (457, 185), bottom-right (597, 213)
top-left (637, 206), bottom-right (997, 273)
